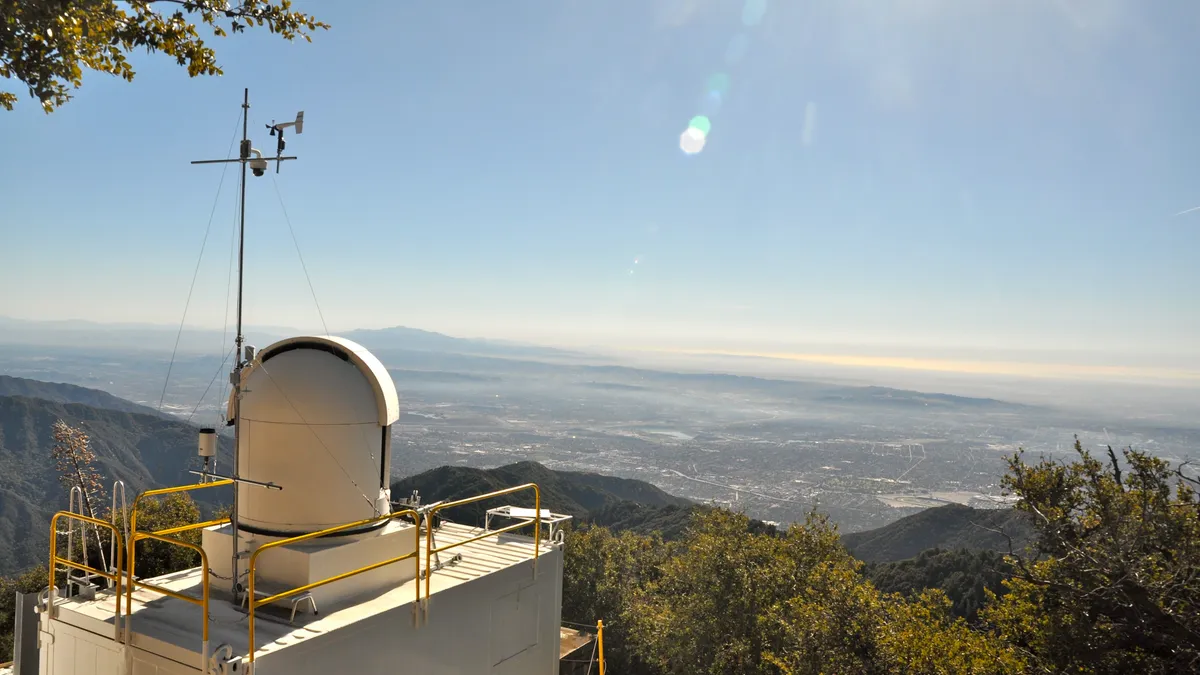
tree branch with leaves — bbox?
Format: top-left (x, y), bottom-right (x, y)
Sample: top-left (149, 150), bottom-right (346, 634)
top-left (50, 420), bottom-right (108, 572)
top-left (0, 0), bottom-right (328, 112)
top-left (984, 438), bottom-right (1200, 674)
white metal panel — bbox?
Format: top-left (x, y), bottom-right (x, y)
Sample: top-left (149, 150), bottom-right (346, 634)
top-left (203, 520), bottom-right (417, 610)
top-left (237, 417), bottom-right (384, 532)
top-left (231, 337), bottom-right (397, 534)
top-left (321, 336), bottom-right (399, 425)
top-left (41, 620), bottom-right (123, 675)
top-left (129, 647), bottom-right (200, 675)
top-left (227, 336), bottom-right (399, 425)
top-left (248, 546), bottom-right (564, 675)
top-left (242, 347), bottom-right (379, 425)
top-left (490, 585), bottom-right (539, 667)
top-left (497, 508), bottom-right (551, 519)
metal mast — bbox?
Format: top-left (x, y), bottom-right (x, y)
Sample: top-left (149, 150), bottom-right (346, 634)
top-left (231, 87), bottom-right (249, 603)
top-left (191, 88), bottom-right (298, 601)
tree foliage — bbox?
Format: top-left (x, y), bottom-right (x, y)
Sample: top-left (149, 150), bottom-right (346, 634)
top-left (116, 492), bottom-right (206, 578)
top-left (984, 439), bottom-right (1200, 673)
top-left (866, 548), bottom-right (1012, 622)
top-left (0, 566), bottom-right (49, 662)
top-left (0, 0), bottom-right (328, 112)
top-left (562, 524), bottom-right (670, 674)
top-left (563, 437), bottom-right (1200, 674)
top-left (564, 510), bottom-right (1023, 675)
top-left (51, 419), bottom-right (108, 571)
top-left (51, 419), bottom-right (105, 517)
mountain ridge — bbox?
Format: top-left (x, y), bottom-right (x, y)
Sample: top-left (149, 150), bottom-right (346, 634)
top-left (840, 503), bottom-right (1035, 563)
top-left (390, 461), bottom-right (691, 527)
top-left (0, 394), bottom-right (232, 573)
top-left (0, 375), bottom-right (167, 418)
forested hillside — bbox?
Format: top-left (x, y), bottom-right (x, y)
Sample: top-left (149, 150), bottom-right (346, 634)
top-left (0, 394), bottom-right (231, 573)
top-left (841, 502), bottom-right (1035, 563)
top-left (390, 461), bottom-right (690, 525)
top-left (561, 442), bottom-right (1200, 674)
top-left (864, 548), bottom-right (1012, 622)
top-left (0, 375), bottom-right (164, 417)
top-left (0, 380), bottom-right (1193, 673)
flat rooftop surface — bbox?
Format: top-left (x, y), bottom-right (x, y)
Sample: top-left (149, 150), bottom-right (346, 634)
top-left (559, 627), bottom-right (594, 658)
top-left (52, 522), bottom-right (549, 661)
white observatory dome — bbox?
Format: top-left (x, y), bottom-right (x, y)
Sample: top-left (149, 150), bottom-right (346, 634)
top-left (228, 336), bottom-right (399, 536)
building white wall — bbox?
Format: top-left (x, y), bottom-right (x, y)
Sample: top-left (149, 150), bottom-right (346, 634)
top-left (202, 520), bottom-right (418, 610)
top-left (235, 341), bottom-right (394, 535)
top-left (252, 547), bottom-right (564, 675)
top-left (38, 620), bottom-right (125, 675)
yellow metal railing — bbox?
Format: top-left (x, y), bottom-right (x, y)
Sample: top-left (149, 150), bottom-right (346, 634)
top-left (597, 619), bottom-right (606, 675)
top-left (127, 479), bottom-right (233, 579)
top-left (424, 483), bottom-right (541, 606)
top-left (48, 512), bottom-right (124, 642)
top-left (124, 531), bottom-right (211, 668)
top-left (247, 509), bottom-right (422, 669)
top-left (120, 479), bottom-right (229, 663)
top-left (45, 478), bottom-right (545, 668)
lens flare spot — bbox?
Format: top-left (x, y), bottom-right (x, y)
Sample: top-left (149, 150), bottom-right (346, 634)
top-left (688, 115), bottom-right (712, 136)
top-left (680, 127), bottom-right (707, 154)
top-left (725, 33), bottom-right (749, 64)
top-left (707, 73), bottom-right (731, 98)
top-left (742, 0), bottom-right (767, 26)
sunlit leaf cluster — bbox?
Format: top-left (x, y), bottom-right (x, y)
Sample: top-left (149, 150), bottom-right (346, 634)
top-left (562, 438), bottom-right (1200, 674)
top-left (51, 419), bottom-right (106, 518)
top-left (566, 510), bottom-right (1023, 675)
top-left (984, 439), bottom-right (1200, 673)
top-left (0, 0), bottom-right (327, 111)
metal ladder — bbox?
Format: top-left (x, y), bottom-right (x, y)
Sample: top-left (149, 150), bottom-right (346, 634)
top-left (61, 480), bottom-right (127, 597)
top-left (64, 486), bottom-right (104, 596)
top-left (110, 480), bottom-right (128, 576)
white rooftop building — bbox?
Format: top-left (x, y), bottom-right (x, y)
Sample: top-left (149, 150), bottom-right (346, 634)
top-left (31, 336), bottom-right (569, 675)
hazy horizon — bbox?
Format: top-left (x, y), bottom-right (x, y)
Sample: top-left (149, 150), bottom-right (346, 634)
top-left (2, 1), bottom-right (1198, 368)
top-left (3, 314), bottom-right (1197, 399)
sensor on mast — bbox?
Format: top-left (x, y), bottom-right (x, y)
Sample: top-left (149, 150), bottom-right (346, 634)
top-left (189, 89), bottom-right (302, 600)
top-left (268, 111), bottom-right (304, 172)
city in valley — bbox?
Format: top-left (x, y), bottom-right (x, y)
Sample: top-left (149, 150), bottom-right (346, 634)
top-left (2, 322), bottom-right (1196, 534)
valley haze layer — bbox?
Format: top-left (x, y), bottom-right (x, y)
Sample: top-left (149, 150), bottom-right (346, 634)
top-left (2, 316), bottom-right (1196, 534)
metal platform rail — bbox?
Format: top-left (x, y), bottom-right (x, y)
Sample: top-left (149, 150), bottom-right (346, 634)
top-left (246, 508), bottom-right (422, 670)
top-left (126, 479), bottom-right (234, 579)
top-left (48, 512), bottom-right (124, 642)
top-left (124, 532), bottom-right (211, 670)
top-left (121, 481), bottom-right (230, 668)
top-left (423, 483), bottom-right (542, 612)
top-left (46, 479), bottom-right (547, 671)
top-left (485, 505), bottom-right (572, 543)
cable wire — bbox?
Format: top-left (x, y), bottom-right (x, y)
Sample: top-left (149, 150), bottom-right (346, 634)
top-left (186, 346), bottom-right (235, 425)
top-left (271, 175), bottom-right (329, 336)
top-left (157, 112), bottom-right (242, 414)
top-left (214, 165), bottom-right (243, 427)
top-left (585, 636), bottom-right (598, 675)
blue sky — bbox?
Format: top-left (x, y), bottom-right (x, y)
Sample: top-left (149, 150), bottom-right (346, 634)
top-left (1, 0), bottom-right (1197, 364)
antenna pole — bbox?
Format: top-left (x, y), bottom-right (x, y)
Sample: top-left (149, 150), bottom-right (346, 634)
top-left (189, 88), bottom-right (301, 604)
top-left (230, 87), bottom-right (250, 602)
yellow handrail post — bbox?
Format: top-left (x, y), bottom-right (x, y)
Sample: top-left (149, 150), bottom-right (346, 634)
top-left (597, 619), bottom-right (606, 675)
top-left (48, 512), bottom-right (124, 642)
top-left (124, 532), bottom-right (210, 670)
top-left (126, 479), bottom-right (233, 617)
top-left (423, 482), bottom-right (542, 621)
top-left (247, 509), bottom-right (421, 670)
